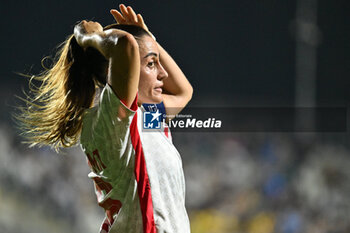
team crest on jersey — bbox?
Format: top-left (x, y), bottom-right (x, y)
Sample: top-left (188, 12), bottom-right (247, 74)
top-left (143, 109), bottom-right (162, 129)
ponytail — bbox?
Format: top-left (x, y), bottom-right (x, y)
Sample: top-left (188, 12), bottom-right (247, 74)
top-left (17, 35), bottom-right (108, 151)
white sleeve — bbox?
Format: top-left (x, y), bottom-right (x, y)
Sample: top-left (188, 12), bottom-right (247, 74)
top-left (80, 84), bottom-right (138, 171)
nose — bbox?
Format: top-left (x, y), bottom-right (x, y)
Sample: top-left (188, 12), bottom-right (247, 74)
top-left (158, 62), bottom-right (168, 80)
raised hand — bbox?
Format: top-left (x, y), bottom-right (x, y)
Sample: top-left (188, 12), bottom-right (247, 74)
top-left (81, 20), bottom-right (103, 33)
top-left (110, 4), bottom-right (150, 33)
top-left (74, 20), bottom-right (104, 48)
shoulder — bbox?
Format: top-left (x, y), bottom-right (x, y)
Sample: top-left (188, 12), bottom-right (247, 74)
top-left (80, 84), bottom-right (139, 145)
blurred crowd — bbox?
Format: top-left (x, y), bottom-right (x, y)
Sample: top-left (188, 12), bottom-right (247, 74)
top-left (0, 124), bottom-right (349, 233)
top-left (178, 133), bottom-right (350, 233)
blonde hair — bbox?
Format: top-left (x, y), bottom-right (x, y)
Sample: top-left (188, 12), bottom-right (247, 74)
top-left (16, 35), bottom-right (107, 151)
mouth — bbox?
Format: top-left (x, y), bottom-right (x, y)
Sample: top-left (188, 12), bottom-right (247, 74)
top-left (154, 87), bottom-right (163, 93)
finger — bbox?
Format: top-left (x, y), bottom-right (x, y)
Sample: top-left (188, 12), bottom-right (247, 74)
top-left (137, 14), bottom-right (144, 25)
top-left (127, 6), bottom-right (138, 22)
top-left (119, 4), bottom-right (129, 20)
top-left (110, 9), bottom-right (126, 24)
top-left (137, 14), bottom-right (149, 31)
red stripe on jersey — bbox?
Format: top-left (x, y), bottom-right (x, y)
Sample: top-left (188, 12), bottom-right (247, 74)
top-left (130, 112), bottom-right (156, 233)
top-left (164, 125), bottom-right (169, 138)
top-left (120, 93), bottom-right (139, 112)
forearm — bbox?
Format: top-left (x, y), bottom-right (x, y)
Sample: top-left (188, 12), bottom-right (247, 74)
top-left (158, 42), bottom-right (193, 105)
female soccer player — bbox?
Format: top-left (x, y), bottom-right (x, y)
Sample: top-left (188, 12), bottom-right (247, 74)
top-left (19, 4), bottom-right (192, 233)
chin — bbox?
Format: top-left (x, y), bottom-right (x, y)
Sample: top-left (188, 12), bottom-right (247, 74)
top-left (139, 95), bottom-right (163, 104)
top-left (148, 92), bottom-right (163, 103)
top-left (150, 96), bottom-right (163, 104)
top-left (150, 98), bottom-right (163, 104)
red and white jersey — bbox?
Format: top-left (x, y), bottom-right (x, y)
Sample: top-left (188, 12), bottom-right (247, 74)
top-left (80, 84), bottom-right (190, 233)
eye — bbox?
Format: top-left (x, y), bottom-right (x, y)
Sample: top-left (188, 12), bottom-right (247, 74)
top-left (147, 61), bottom-right (155, 68)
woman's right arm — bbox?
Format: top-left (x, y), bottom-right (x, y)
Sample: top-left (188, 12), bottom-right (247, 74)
top-left (74, 20), bottom-right (140, 108)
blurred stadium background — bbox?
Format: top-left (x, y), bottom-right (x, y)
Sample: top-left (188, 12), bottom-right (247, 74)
top-left (1, 1), bottom-right (349, 232)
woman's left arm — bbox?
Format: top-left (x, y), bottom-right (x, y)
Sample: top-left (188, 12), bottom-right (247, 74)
top-left (157, 42), bottom-right (193, 116)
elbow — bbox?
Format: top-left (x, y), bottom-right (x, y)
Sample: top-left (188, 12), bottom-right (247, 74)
top-left (109, 32), bottom-right (139, 57)
top-left (182, 83), bottom-right (193, 106)
top-left (125, 33), bottom-right (139, 47)
top-left (187, 84), bottom-right (193, 102)
top-left (119, 33), bottom-right (139, 54)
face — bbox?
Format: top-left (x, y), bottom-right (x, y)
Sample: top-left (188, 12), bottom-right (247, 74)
top-left (137, 35), bottom-right (168, 104)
